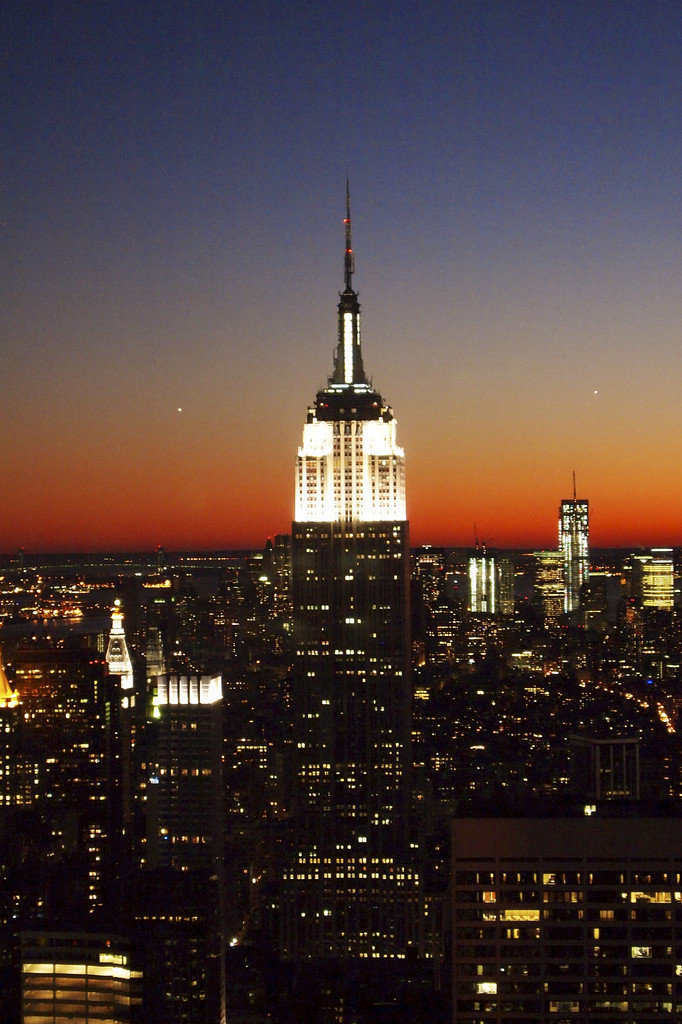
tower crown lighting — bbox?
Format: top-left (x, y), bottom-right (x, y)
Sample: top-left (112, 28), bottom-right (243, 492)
top-left (295, 187), bottom-right (405, 523)
top-left (105, 599), bottom-right (134, 689)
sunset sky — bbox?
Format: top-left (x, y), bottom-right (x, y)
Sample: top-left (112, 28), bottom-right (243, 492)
top-left (4, 0), bottom-right (682, 552)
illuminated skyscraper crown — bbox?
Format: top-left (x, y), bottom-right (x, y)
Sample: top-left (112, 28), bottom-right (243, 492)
top-left (106, 599), bottom-right (134, 690)
top-left (295, 188), bottom-right (406, 523)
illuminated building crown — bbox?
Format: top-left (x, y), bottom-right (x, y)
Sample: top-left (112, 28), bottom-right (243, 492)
top-left (295, 186), bottom-right (406, 524)
top-left (0, 647), bottom-right (17, 708)
top-left (105, 599), bottom-right (134, 690)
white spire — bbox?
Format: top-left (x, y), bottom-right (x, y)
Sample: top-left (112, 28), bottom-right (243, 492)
top-left (106, 599), bottom-right (134, 690)
top-left (295, 191), bottom-right (406, 524)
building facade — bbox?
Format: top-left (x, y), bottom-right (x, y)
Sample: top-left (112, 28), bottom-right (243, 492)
top-left (21, 932), bottom-right (142, 1024)
top-left (452, 815), bottom-right (682, 1022)
top-left (144, 672), bottom-right (223, 871)
top-left (639, 549), bottom-right (674, 611)
top-left (534, 550), bottom-right (564, 622)
top-left (468, 553), bottom-right (497, 615)
top-left (132, 672), bottom-right (226, 1024)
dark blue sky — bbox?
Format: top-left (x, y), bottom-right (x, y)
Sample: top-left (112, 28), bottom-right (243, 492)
top-left (3, 1), bottom-right (682, 549)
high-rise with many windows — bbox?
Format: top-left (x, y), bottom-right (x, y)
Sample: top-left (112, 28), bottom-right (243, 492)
top-left (283, 191), bottom-right (429, 964)
top-left (638, 548), bottom-right (674, 611)
top-left (468, 553), bottom-right (497, 614)
top-left (559, 491), bottom-right (589, 614)
top-left (451, 814), bottom-right (682, 1021)
top-left (130, 672), bottom-right (226, 1024)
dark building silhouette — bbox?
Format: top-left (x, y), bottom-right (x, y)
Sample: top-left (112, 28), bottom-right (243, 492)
top-left (128, 670), bottom-right (225, 1024)
top-left (451, 812), bottom-right (682, 1022)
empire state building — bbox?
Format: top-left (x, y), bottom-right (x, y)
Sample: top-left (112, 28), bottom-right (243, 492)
top-left (282, 190), bottom-right (424, 963)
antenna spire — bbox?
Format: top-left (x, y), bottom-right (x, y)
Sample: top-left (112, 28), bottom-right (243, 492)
top-left (344, 177), bottom-right (354, 291)
top-left (573, 470), bottom-right (577, 500)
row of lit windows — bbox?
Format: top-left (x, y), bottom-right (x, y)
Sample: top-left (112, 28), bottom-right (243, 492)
top-left (456, 870), bottom-right (682, 886)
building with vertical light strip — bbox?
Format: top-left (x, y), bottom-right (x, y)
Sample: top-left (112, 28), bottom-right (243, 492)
top-left (283, 191), bottom-right (434, 966)
top-left (0, 649), bottom-right (19, 809)
top-left (468, 553), bottom-right (497, 614)
top-left (535, 550), bottom-right (565, 622)
top-left (559, 496), bottom-right (589, 614)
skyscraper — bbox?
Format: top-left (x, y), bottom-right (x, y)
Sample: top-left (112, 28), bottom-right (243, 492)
top-left (0, 650), bottom-right (19, 810)
top-left (534, 549), bottom-right (564, 622)
top-left (451, 814), bottom-right (682, 1021)
top-left (468, 552), bottom-right (496, 614)
top-left (145, 673), bottom-right (223, 871)
top-left (633, 548), bottom-right (675, 611)
top-left (131, 673), bottom-right (226, 1024)
top-left (105, 600), bottom-right (136, 837)
top-left (558, 483), bottom-right (589, 614)
top-left (283, 190), bottom-right (426, 964)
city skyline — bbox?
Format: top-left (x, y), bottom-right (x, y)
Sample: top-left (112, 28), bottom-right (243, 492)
top-left (5, 2), bottom-right (682, 552)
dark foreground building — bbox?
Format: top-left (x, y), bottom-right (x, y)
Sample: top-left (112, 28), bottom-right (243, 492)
top-left (452, 812), bottom-right (682, 1022)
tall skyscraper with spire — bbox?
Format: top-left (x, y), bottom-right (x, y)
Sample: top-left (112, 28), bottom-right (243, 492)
top-left (283, 189), bottom-right (428, 965)
top-left (105, 599), bottom-right (136, 834)
top-left (559, 475), bottom-right (589, 614)
top-left (106, 599), bottom-right (134, 691)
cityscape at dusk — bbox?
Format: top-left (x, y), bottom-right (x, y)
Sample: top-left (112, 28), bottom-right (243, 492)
top-left (7, 5), bottom-right (682, 1020)
top-left (5, 1), bottom-right (682, 551)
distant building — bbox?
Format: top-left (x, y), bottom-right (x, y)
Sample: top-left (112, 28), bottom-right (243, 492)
top-left (559, 496), bottom-right (589, 613)
top-left (633, 548), bottom-right (675, 611)
top-left (21, 932), bottom-right (141, 1024)
top-left (427, 604), bottom-right (462, 665)
top-left (496, 555), bottom-right (515, 616)
top-left (468, 552), bottom-right (496, 614)
top-left (144, 625), bottom-right (166, 682)
top-left (272, 533), bottom-right (292, 615)
top-left (534, 550), bottom-right (564, 621)
top-left (581, 570), bottom-right (609, 631)
top-left (415, 546), bottom-right (446, 609)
